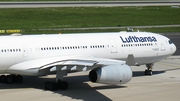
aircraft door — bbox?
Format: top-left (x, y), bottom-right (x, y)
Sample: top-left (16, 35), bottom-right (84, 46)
top-left (109, 40), bottom-right (118, 53)
top-left (22, 45), bottom-right (28, 57)
top-left (159, 38), bottom-right (166, 51)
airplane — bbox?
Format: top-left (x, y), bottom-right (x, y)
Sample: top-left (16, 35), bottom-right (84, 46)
top-left (0, 31), bottom-right (176, 91)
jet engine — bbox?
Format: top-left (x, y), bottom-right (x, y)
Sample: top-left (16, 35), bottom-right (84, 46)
top-left (89, 64), bottom-right (132, 84)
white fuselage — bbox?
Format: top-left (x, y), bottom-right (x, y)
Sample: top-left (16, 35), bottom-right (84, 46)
top-left (0, 32), bottom-right (176, 74)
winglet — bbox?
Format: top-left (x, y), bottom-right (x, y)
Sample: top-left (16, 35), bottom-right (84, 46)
top-left (125, 54), bottom-right (138, 66)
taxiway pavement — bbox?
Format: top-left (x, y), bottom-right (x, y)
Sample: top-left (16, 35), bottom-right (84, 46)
top-left (0, 1), bottom-right (180, 8)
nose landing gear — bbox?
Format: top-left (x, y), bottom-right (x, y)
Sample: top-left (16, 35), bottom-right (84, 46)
top-left (145, 63), bottom-right (154, 76)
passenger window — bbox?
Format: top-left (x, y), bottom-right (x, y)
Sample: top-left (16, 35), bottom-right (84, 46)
top-left (169, 40), bottom-right (173, 44)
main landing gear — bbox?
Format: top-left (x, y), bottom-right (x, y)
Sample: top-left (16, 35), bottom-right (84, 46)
top-left (0, 73), bottom-right (68, 91)
top-left (44, 70), bottom-right (68, 91)
top-left (145, 63), bottom-right (154, 76)
top-left (0, 75), bottom-right (23, 84)
top-left (44, 80), bottom-right (68, 91)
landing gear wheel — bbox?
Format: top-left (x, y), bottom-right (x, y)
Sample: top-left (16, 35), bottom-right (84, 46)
top-left (44, 80), bottom-right (68, 91)
top-left (60, 81), bottom-right (68, 90)
top-left (44, 81), bottom-right (58, 91)
top-left (15, 75), bottom-right (23, 83)
top-left (144, 70), bottom-right (152, 76)
top-left (0, 75), bottom-right (6, 83)
top-left (49, 82), bottom-right (58, 91)
top-left (148, 70), bottom-right (152, 76)
top-left (6, 75), bottom-right (13, 84)
top-left (44, 81), bottom-right (51, 90)
top-left (145, 70), bottom-right (148, 75)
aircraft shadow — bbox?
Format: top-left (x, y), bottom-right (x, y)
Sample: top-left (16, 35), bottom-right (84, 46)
top-left (133, 71), bottom-right (166, 77)
top-left (1, 68), bottom-right (176, 100)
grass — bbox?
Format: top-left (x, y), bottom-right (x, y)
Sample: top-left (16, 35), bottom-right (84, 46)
top-left (0, 6), bottom-right (180, 34)
top-left (16, 27), bottom-right (180, 34)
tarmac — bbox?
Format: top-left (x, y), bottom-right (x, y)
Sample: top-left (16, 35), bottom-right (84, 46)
top-left (0, 1), bottom-right (180, 8)
top-left (0, 56), bottom-right (180, 101)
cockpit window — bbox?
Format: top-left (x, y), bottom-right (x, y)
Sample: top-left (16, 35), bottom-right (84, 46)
top-left (169, 40), bottom-right (173, 44)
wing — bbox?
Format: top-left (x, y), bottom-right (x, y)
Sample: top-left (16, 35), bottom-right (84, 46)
top-left (7, 55), bottom-right (126, 76)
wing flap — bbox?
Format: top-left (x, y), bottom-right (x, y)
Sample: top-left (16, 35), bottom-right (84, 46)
top-left (7, 55), bottom-right (125, 75)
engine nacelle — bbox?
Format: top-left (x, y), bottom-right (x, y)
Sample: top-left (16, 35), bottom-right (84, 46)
top-left (89, 64), bottom-right (132, 84)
